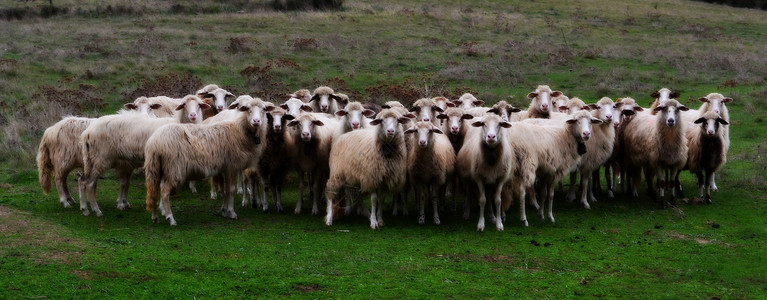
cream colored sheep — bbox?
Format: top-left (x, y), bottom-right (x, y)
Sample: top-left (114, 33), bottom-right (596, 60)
top-left (335, 101), bottom-right (375, 134)
top-left (324, 109), bottom-right (411, 229)
top-left (649, 88), bottom-right (680, 114)
top-left (490, 100), bottom-right (522, 122)
top-left (78, 95), bottom-right (209, 217)
top-left (524, 85), bottom-right (563, 119)
top-left (685, 111), bottom-right (729, 203)
top-left (410, 98), bottom-right (444, 125)
top-left (309, 86), bottom-right (343, 114)
top-left (404, 121), bottom-right (455, 225)
top-left (452, 93), bottom-right (485, 109)
top-left (144, 97), bottom-right (270, 225)
top-left (290, 89), bottom-right (312, 103)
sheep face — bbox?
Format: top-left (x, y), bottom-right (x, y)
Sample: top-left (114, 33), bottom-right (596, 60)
top-left (699, 94), bottom-right (732, 116)
top-left (653, 100), bottom-right (689, 127)
top-left (566, 111), bottom-right (602, 142)
top-left (200, 88), bottom-right (235, 112)
top-left (336, 105), bottom-right (375, 130)
top-left (370, 113), bottom-right (410, 140)
top-left (311, 94), bottom-right (342, 113)
top-left (267, 108), bottom-right (294, 133)
top-left (553, 95), bottom-right (570, 113)
top-left (695, 113), bottom-right (729, 137)
top-left (592, 99), bottom-right (618, 126)
top-left (471, 115), bottom-right (511, 147)
top-left (438, 109), bottom-right (474, 135)
top-left (410, 101), bottom-right (443, 124)
top-left (238, 100), bottom-right (271, 127)
top-left (615, 98), bottom-right (644, 122)
top-left (527, 87), bottom-right (562, 113)
top-left (490, 101), bottom-right (521, 122)
top-left (566, 98), bottom-right (589, 115)
top-left (290, 89), bottom-right (312, 103)
top-left (175, 96), bottom-right (211, 124)
top-left (125, 97), bottom-right (163, 116)
top-left (288, 116), bottom-right (324, 142)
top-left (405, 121), bottom-right (443, 148)
top-left (650, 88), bottom-right (680, 107)
top-left (432, 96), bottom-right (454, 111)
top-left (281, 98), bottom-right (313, 117)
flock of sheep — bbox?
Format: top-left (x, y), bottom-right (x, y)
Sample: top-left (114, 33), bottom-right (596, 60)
top-left (36, 84), bottom-right (731, 230)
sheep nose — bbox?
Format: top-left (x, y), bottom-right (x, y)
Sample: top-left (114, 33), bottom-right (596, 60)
top-left (321, 105), bottom-right (328, 111)
top-left (707, 129), bottom-right (715, 135)
top-left (419, 140), bottom-right (427, 147)
top-left (274, 124), bottom-right (282, 131)
top-left (252, 119), bottom-right (261, 126)
top-left (606, 114), bottom-right (613, 121)
top-left (451, 126), bottom-right (459, 133)
top-left (352, 122), bottom-right (360, 129)
top-left (386, 129), bottom-right (395, 136)
top-left (541, 104), bottom-right (549, 111)
top-left (423, 118), bottom-right (430, 122)
top-left (667, 119), bottom-right (676, 126)
top-left (714, 109), bottom-right (720, 115)
top-left (583, 131), bottom-right (591, 140)
top-left (487, 133), bottom-right (496, 142)
top-left (217, 105), bottom-right (224, 111)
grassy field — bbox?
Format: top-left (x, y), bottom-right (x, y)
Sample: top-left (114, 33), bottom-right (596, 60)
top-left (1, 0), bottom-right (767, 298)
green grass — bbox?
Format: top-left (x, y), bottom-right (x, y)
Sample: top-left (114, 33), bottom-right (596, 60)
top-left (2, 0), bottom-right (767, 298)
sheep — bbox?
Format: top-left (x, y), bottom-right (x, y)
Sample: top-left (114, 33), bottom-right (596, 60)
top-left (280, 97), bottom-right (314, 117)
top-left (507, 111), bottom-right (602, 225)
top-left (324, 109), bottom-right (411, 229)
top-left (553, 94), bottom-right (571, 113)
top-left (566, 97), bottom-right (616, 209)
top-left (524, 85), bottom-right (563, 119)
top-left (685, 111), bottom-right (729, 203)
top-left (409, 98), bottom-right (444, 125)
top-left (621, 99), bottom-right (689, 204)
top-left (144, 97), bottom-right (271, 226)
top-left (36, 95), bottom-right (192, 209)
top-left (404, 121), bottom-right (455, 225)
top-left (335, 101), bottom-right (376, 134)
top-left (309, 86), bottom-right (343, 114)
top-left (456, 114), bottom-right (514, 231)
top-left (288, 112), bottom-right (341, 215)
top-left (611, 97), bottom-right (645, 196)
top-left (452, 93), bottom-right (485, 109)
top-left (335, 92), bottom-right (350, 108)
top-left (432, 96), bottom-right (455, 112)
top-left (436, 107), bottom-right (475, 216)
top-left (198, 87), bottom-right (235, 120)
top-left (78, 95), bottom-right (209, 217)
top-left (125, 96), bottom-right (176, 117)
top-left (247, 106), bottom-right (297, 212)
top-left (679, 93), bottom-right (732, 192)
top-left (490, 100), bottom-right (522, 122)
top-left (290, 89), bottom-right (312, 103)
top-left (649, 88), bottom-right (680, 114)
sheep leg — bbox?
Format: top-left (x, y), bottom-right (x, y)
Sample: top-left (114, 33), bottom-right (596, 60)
top-left (189, 181), bottom-right (197, 193)
top-left (240, 176), bottom-right (250, 208)
top-left (78, 177), bottom-right (90, 216)
top-left (451, 176), bottom-right (459, 213)
top-left (518, 186), bottom-right (529, 227)
top-left (160, 180), bottom-right (176, 226)
top-left (580, 170), bottom-right (591, 209)
top-left (85, 176), bottom-right (103, 217)
top-left (116, 170), bottom-right (132, 210)
top-left (711, 173), bottom-right (718, 192)
top-left (705, 170), bottom-right (713, 203)
top-left (369, 193), bottom-right (380, 229)
top-left (416, 185), bottom-right (426, 225)
top-left (529, 183), bottom-right (541, 212)
top-left (592, 169), bottom-right (602, 194)
top-left (435, 185), bottom-right (446, 225)
top-left (695, 171), bottom-right (705, 201)
top-left (606, 164), bottom-right (615, 200)
top-left (536, 183), bottom-right (547, 220)
top-left (310, 174), bottom-right (323, 215)
top-left (209, 177), bottom-right (218, 200)
top-left (566, 172), bottom-right (577, 203)
top-left (236, 173), bottom-right (244, 195)
top-left (476, 182), bottom-right (486, 231)
top-left (296, 170), bottom-right (305, 214)
top-left (222, 174), bottom-right (238, 220)
top-left (55, 169), bottom-right (75, 208)
top-left (493, 182), bottom-right (504, 231)
top-left (324, 177), bottom-right (341, 226)
top-left (545, 181), bottom-right (556, 223)
top-left (462, 184), bottom-right (471, 220)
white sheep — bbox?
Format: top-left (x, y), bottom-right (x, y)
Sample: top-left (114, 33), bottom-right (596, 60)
top-left (490, 100), bottom-right (522, 122)
top-left (335, 101), bottom-right (376, 134)
top-left (78, 95), bottom-right (209, 217)
top-left (523, 85), bottom-right (563, 119)
top-left (685, 111), bottom-right (729, 203)
top-left (610, 97), bottom-right (645, 196)
top-left (452, 93), bottom-right (485, 109)
top-left (290, 89), bottom-right (312, 103)
top-left (456, 114), bottom-right (514, 231)
top-left (553, 94), bottom-right (571, 113)
top-left (324, 109), bottom-right (411, 229)
top-left (649, 87), bottom-right (680, 114)
top-left (432, 96), bottom-right (455, 112)
top-left (144, 96), bottom-right (271, 225)
top-left (621, 99), bottom-right (689, 203)
top-left (288, 112), bottom-right (340, 215)
top-left (309, 86), bottom-right (343, 114)
top-left (404, 121), bottom-right (455, 225)
top-left (409, 98), bottom-right (444, 125)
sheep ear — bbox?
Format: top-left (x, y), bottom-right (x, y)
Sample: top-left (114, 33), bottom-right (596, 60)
top-left (199, 103), bottom-right (211, 110)
top-left (588, 104), bottom-right (599, 110)
top-left (335, 110), bottom-right (348, 117)
top-left (362, 109), bottom-right (376, 117)
top-left (698, 97), bottom-right (708, 103)
top-left (264, 105), bottom-right (276, 112)
top-left (471, 121), bottom-right (484, 127)
top-left (614, 102), bottom-right (623, 108)
top-left (436, 114), bottom-right (448, 120)
top-left (312, 120), bottom-right (325, 126)
top-left (716, 118), bottom-right (729, 125)
top-left (301, 105), bottom-right (313, 112)
top-left (670, 91), bottom-right (680, 99)
top-left (461, 114), bottom-right (475, 120)
top-left (226, 92), bottom-right (235, 99)
top-left (228, 103), bottom-right (240, 109)
top-left (238, 106), bottom-right (250, 112)
top-left (551, 91), bottom-right (562, 97)
top-left (280, 104), bottom-right (289, 110)
top-left (590, 118), bottom-right (603, 124)
top-left (124, 103), bottom-right (138, 110)
top-left (446, 102), bottom-right (456, 107)
top-left (634, 106), bottom-right (644, 112)
top-left (198, 92), bottom-right (214, 99)
top-left (694, 117), bottom-right (706, 124)
top-left (651, 91), bottom-right (660, 98)
top-left (487, 108), bottom-right (500, 115)
top-left (288, 120), bottom-right (299, 127)
top-left (433, 106), bottom-right (444, 113)
top-left (409, 106), bottom-right (421, 112)
top-left (310, 94), bottom-right (320, 102)
top-left (404, 128), bottom-right (417, 134)
top-left (380, 105), bottom-right (391, 109)
top-left (473, 100), bottom-right (485, 106)
top-left (149, 103), bottom-right (163, 109)
top-left (284, 114), bottom-right (295, 121)
top-left (527, 92), bottom-right (538, 99)
top-left (369, 119), bottom-right (382, 126)
top-left (558, 106), bottom-right (568, 111)
top-left (566, 119), bottom-right (577, 124)
top-left (499, 122), bottom-right (512, 128)
top-left (622, 110), bottom-right (636, 116)
top-left (510, 107), bottom-right (522, 113)
top-left (723, 97), bottom-right (733, 104)
top-left (678, 105), bottom-right (689, 111)
top-left (398, 117), bottom-right (412, 124)
top-left (175, 103), bottom-right (186, 111)
top-left (583, 105), bottom-right (592, 111)
top-left (653, 106), bottom-right (664, 112)
top-left (404, 113), bottom-right (416, 119)
top-left (330, 94), bottom-right (343, 101)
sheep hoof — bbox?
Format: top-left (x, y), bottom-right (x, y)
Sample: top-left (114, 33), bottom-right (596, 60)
top-left (434, 217), bottom-right (441, 226)
top-left (81, 208), bottom-right (90, 216)
top-left (294, 207), bottom-right (301, 214)
top-left (61, 200), bottom-right (72, 208)
top-left (370, 221), bottom-right (379, 229)
top-left (324, 216), bottom-right (333, 226)
top-left (521, 219), bottom-right (529, 227)
top-left (582, 202), bottom-right (591, 210)
top-left (477, 224), bottom-right (485, 231)
top-left (566, 194), bottom-right (576, 203)
top-left (167, 216), bottom-right (177, 226)
top-left (210, 193), bottom-right (217, 200)
top-left (418, 216), bottom-right (425, 225)
top-left (496, 223), bottom-right (504, 231)
top-left (462, 211), bottom-right (470, 221)
top-left (705, 195), bottom-right (712, 204)
top-left (711, 184), bottom-right (718, 192)
top-left (547, 215), bottom-right (555, 223)
top-left (311, 207), bottom-right (319, 215)
top-left (95, 210), bottom-right (103, 217)
top-left (237, 188), bottom-right (243, 195)
top-left (190, 187), bottom-right (197, 193)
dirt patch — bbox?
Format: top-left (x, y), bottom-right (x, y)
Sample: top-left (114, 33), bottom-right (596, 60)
top-left (0, 205), bottom-right (86, 264)
top-left (292, 284), bottom-right (321, 292)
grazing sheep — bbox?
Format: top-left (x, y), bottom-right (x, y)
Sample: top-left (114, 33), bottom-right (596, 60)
top-left (509, 111), bottom-right (602, 224)
top-left (335, 101), bottom-right (376, 134)
top-left (490, 100), bottom-right (522, 122)
top-left (404, 121), bottom-right (455, 225)
top-left (288, 113), bottom-right (341, 215)
top-left (309, 86), bottom-right (343, 114)
top-left (452, 93), bottom-right (485, 109)
top-left (685, 111), bottom-right (729, 203)
top-left (248, 106), bottom-right (297, 212)
top-left (79, 95), bottom-right (209, 217)
top-left (324, 109), bottom-right (411, 229)
top-left (649, 88), bottom-right (680, 114)
top-left (410, 98), bottom-right (444, 125)
top-left (144, 97), bottom-right (271, 225)
top-left (524, 85), bottom-right (563, 119)
top-left (456, 114), bottom-right (514, 231)
top-left (621, 99), bottom-right (689, 203)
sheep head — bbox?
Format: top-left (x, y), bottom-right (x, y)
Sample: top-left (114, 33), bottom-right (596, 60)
top-left (471, 114), bottom-right (511, 147)
top-left (405, 121), bottom-right (444, 148)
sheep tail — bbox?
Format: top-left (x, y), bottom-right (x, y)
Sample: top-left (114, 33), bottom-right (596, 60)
top-left (36, 141), bottom-right (53, 194)
top-left (144, 153), bottom-right (162, 213)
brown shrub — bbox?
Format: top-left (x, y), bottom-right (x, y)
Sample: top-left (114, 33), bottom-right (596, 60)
top-left (0, 59), bottom-right (18, 75)
top-left (293, 37), bottom-right (319, 51)
top-left (123, 72), bottom-right (202, 101)
top-left (227, 36), bottom-right (259, 54)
